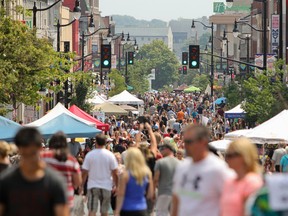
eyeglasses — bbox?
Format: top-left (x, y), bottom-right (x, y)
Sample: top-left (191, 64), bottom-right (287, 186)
top-left (226, 152), bottom-right (241, 159)
top-left (184, 138), bottom-right (198, 145)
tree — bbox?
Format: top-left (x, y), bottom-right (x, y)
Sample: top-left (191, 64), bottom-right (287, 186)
top-left (108, 69), bottom-right (126, 97)
top-left (133, 40), bottom-right (179, 90)
top-left (223, 81), bottom-right (243, 109)
top-left (241, 60), bottom-right (287, 124)
top-left (128, 62), bottom-right (149, 94)
top-left (191, 74), bottom-right (209, 91)
top-left (0, 17), bottom-right (73, 120)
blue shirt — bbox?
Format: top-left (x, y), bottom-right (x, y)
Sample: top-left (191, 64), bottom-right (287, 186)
top-left (122, 172), bottom-right (148, 211)
top-left (280, 155), bottom-right (288, 172)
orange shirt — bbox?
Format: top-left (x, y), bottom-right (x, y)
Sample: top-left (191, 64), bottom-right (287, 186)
top-left (177, 111), bottom-right (185, 120)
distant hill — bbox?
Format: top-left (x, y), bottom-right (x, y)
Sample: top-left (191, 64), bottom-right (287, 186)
top-left (112, 15), bottom-right (167, 27)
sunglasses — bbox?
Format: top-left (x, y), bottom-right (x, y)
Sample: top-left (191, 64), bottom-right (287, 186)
top-left (226, 152), bottom-right (241, 159)
top-left (184, 138), bottom-right (198, 145)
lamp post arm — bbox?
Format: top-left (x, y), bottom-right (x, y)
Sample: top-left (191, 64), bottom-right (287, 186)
top-left (28, 0), bottom-right (62, 12)
top-left (84, 27), bottom-right (109, 37)
top-left (54, 18), bottom-right (77, 28)
top-left (194, 20), bottom-right (212, 29)
top-left (237, 21), bottom-right (265, 32)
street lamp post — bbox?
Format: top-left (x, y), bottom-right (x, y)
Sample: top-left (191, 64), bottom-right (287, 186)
top-left (222, 30), bottom-right (231, 80)
top-left (30, 0), bottom-right (81, 28)
top-left (228, 0), bottom-right (267, 71)
top-left (192, 20), bottom-right (214, 97)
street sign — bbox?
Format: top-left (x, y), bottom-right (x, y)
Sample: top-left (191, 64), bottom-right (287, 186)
top-left (213, 2), bottom-right (225, 13)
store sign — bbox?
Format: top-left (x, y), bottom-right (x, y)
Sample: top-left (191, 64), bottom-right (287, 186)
top-left (271, 15), bottom-right (280, 55)
top-left (213, 2), bottom-right (251, 13)
top-left (213, 2), bottom-right (225, 13)
top-left (255, 54), bottom-right (277, 71)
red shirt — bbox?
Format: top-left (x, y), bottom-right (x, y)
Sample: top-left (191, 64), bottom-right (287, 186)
top-left (41, 151), bottom-right (81, 207)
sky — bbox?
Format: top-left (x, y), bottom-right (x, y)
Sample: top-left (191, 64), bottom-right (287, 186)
top-left (100, 0), bottom-right (225, 22)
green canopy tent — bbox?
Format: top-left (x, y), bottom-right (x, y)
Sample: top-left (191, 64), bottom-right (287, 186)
top-left (127, 85), bottom-right (134, 91)
top-left (183, 86), bottom-right (201, 93)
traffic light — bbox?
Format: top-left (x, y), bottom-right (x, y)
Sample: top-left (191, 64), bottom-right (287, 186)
top-left (189, 45), bottom-right (200, 69)
top-left (182, 66), bottom-right (187, 75)
top-left (101, 45), bottom-right (111, 68)
top-left (182, 52), bottom-right (188, 65)
top-left (128, 52), bottom-right (134, 65)
top-left (178, 67), bottom-right (182, 74)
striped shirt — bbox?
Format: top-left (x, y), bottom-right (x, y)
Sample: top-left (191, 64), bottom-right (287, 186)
top-left (41, 151), bottom-right (81, 207)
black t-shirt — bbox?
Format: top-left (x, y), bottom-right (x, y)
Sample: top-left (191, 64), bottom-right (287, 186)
top-left (161, 116), bottom-right (168, 126)
top-left (0, 166), bottom-right (67, 216)
top-left (0, 163), bottom-right (9, 174)
top-left (197, 106), bottom-right (204, 114)
top-left (114, 144), bottom-right (126, 153)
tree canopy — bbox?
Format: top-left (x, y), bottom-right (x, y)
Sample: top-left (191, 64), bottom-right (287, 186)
top-left (0, 17), bottom-right (73, 118)
top-left (131, 40), bottom-right (179, 90)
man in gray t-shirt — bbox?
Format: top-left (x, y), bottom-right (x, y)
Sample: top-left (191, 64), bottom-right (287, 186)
top-left (154, 143), bottom-right (179, 216)
top-left (68, 138), bottom-right (81, 158)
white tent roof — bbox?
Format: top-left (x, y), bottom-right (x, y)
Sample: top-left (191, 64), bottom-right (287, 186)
top-left (246, 110), bottom-right (288, 144)
top-left (209, 140), bottom-right (232, 151)
top-left (87, 94), bottom-right (107, 105)
top-left (108, 90), bottom-right (144, 105)
top-left (224, 129), bottom-right (252, 140)
top-left (27, 103), bottom-right (95, 127)
top-left (225, 104), bottom-right (245, 114)
top-left (224, 104), bottom-right (246, 118)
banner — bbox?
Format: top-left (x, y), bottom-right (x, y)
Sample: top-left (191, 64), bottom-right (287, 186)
top-left (255, 54), bottom-right (277, 71)
top-left (271, 15), bottom-right (280, 55)
top-left (111, 55), bottom-right (117, 69)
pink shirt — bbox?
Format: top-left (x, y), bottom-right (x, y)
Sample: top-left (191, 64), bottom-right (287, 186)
top-left (220, 173), bottom-right (263, 216)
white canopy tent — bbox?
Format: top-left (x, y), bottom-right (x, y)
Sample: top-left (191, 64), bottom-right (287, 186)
top-left (108, 90), bottom-right (144, 105)
top-left (209, 140), bottom-right (232, 152)
top-left (224, 129), bottom-right (252, 140)
top-left (225, 104), bottom-right (246, 119)
top-left (246, 110), bottom-right (288, 144)
top-left (27, 103), bottom-right (95, 127)
top-left (87, 94), bottom-right (107, 105)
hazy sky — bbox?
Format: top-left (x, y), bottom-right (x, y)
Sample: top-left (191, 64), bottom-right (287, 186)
top-left (100, 0), bottom-right (225, 22)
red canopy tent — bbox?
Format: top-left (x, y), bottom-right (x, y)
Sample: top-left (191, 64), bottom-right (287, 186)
top-left (69, 105), bottom-right (109, 132)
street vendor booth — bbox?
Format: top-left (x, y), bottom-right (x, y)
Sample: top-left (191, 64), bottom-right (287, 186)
top-left (0, 116), bottom-right (21, 141)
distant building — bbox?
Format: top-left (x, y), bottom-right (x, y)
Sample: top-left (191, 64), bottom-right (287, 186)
top-left (115, 27), bottom-right (173, 51)
top-left (169, 17), bottom-right (210, 59)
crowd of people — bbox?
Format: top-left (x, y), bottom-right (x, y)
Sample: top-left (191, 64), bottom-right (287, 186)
top-left (0, 91), bottom-right (287, 216)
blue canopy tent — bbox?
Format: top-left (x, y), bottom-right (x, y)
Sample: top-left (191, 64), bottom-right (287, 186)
top-left (224, 104), bottom-right (246, 119)
top-left (38, 113), bottom-right (101, 139)
top-left (215, 97), bottom-right (227, 105)
top-left (0, 116), bottom-right (21, 142)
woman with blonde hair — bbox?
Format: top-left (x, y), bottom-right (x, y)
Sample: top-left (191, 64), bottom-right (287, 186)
top-left (220, 138), bottom-right (263, 216)
top-left (0, 141), bottom-right (10, 173)
top-left (115, 147), bottom-right (153, 216)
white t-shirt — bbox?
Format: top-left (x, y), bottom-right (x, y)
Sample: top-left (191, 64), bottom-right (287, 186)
top-left (83, 148), bottom-right (118, 191)
top-left (173, 154), bottom-right (234, 216)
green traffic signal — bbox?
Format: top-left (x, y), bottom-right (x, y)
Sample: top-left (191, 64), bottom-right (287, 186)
top-left (103, 60), bottom-right (109, 66)
top-left (191, 61), bottom-right (198, 67)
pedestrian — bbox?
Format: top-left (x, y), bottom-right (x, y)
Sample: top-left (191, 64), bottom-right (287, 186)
top-left (0, 141), bottom-right (10, 174)
top-left (0, 128), bottom-right (69, 216)
top-left (171, 125), bottom-right (233, 216)
top-left (68, 138), bottom-right (82, 158)
top-left (115, 148), bottom-right (154, 216)
top-left (271, 143), bottom-right (286, 172)
top-left (111, 152), bottom-right (126, 214)
top-left (81, 134), bottom-right (118, 216)
top-left (41, 132), bottom-right (82, 211)
top-left (176, 149), bottom-right (185, 161)
top-left (220, 138), bottom-right (263, 216)
top-left (154, 143), bottom-right (179, 216)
